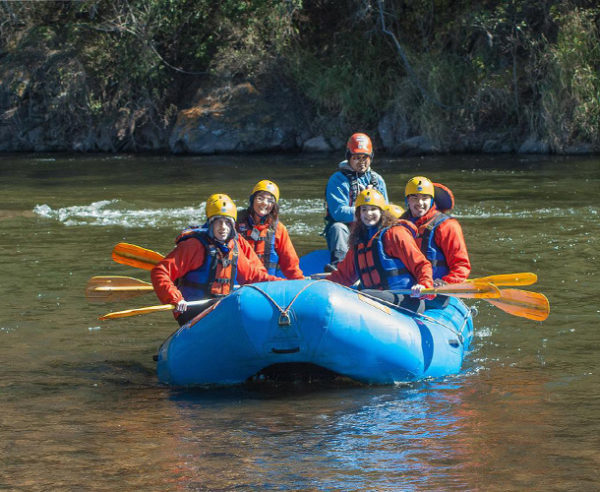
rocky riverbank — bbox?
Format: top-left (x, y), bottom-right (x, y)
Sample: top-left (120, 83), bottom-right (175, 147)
top-left (2, 77), bottom-right (597, 156)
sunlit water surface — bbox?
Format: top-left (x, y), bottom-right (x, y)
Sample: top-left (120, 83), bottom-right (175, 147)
top-left (1, 153), bottom-right (598, 490)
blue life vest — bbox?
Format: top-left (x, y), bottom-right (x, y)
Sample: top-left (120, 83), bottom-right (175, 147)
top-left (325, 166), bottom-right (383, 224)
top-left (174, 227), bottom-right (239, 300)
top-left (354, 222), bottom-right (417, 290)
top-left (417, 211), bottom-right (450, 279)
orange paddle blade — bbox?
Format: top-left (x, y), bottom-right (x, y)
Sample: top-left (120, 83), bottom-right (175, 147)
top-left (86, 275), bottom-right (154, 302)
top-left (487, 289), bottom-right (550, 321)
top-left (112, 243), bottom-right (164, 270)
top-left (423, 281), bottom-right (501, 299)
top-left (471, 272), bottom-right (537, 287)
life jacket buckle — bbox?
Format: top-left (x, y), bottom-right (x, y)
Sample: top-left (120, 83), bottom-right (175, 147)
top-left (278, 312), bottom-right (291, 326)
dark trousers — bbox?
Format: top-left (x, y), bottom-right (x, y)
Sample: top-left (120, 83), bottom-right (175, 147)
top-left (176, 299), bottom-right (218, 326)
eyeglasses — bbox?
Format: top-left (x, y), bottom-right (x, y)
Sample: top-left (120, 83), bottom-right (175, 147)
top-left (350, 154), bottom-right (370, 163)
top-left (255, 194), bottom-right (275, 204)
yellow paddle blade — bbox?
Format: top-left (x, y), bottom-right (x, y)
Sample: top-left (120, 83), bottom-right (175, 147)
top-left (99, 303), bottom-right (175, 320)
top-left (85, 275), bottom-right (154, 302)
top-left (423, 281), bottom-right (501, 299)
top-left (487, 289), bottom-right (550, 321)
top-left (471, 272), bottom-right (537, 287)
top-left (112, 243), bottom-right (164, 270)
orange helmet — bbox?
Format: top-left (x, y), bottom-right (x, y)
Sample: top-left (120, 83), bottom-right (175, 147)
top-left (346, 133), bottom-right (373, 158)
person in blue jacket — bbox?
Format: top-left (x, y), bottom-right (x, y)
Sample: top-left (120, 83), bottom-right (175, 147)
top-left (323, 132), bottom-right (388, 271)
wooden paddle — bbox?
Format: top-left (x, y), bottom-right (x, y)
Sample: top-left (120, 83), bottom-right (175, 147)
top-left (486, 288), bottom-right (550, 321)
top-left (112, 242), bottom-right (164, 270)
top-left (86, 275), bottom-right (154, 302)
top-left (99, 298), bottom-right (215, 320)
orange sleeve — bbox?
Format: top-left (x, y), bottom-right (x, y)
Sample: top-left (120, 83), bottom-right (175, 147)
top-left (383, 226), bottom-right (433, 288)
top-left (274, 222), bottom-right (304, 279)
top-left (326, 247), bottom-right (359, 286)
top-left (435, 219), bottom-right (471, 283)
top-left (236, 236), bottom-right (282, 284)
top-left (150, 239), bottom-right (206, 305)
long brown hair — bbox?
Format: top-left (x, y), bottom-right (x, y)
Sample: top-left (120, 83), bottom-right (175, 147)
top-left (349, 209), bottom-right (397, 248)
top-left (244, 194), bottom-right (279, 225)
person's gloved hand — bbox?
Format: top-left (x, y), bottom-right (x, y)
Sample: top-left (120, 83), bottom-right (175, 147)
top-left (411, 284), bottom-right (435, 300)
top-left (410, 284), bottom-right (425, 298)
top-left (174, 299), bottom-right (188, 313)
top-left (433, 278), bottom-right (447, 288)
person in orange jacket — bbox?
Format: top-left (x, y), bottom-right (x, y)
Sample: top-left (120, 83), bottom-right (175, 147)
top-left (326, 189), bottom-right (433, 299)
top-left (403, 176), bottom-right (471, 286)
top-left (151, 193), bottom-right (281, 325)
top-left (236, 180), bottom-right (304, 280)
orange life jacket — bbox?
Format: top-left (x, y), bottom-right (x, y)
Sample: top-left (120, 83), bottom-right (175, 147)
top-left (236, 211), bottom-right (279, 274)
top-left (355, 221), bottom-right (418, 290)
top-left (175, 227), bottom-right (238, 299)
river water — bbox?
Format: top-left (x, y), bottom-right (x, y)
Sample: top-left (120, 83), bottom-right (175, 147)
top-left (1, 152), bottom-right (598, 490)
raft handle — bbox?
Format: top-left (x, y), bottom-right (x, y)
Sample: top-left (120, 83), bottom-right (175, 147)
top-left (271, 347), bottom-right (300, 354)
top-left (278, 312), bottom-right (292, 326)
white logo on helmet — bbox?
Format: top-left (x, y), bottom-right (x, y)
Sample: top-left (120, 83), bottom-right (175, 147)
top-left (355, 135), bottom-right (369, 150)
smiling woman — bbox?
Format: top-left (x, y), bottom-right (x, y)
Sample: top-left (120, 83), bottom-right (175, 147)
top-left (327, 188), bottom-right (433, 298)
top-left (235, 179), bottom-right (304, 280)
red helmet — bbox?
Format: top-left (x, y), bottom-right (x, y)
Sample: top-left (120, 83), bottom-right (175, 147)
top-left (346, 133), bottom-right (373, 158)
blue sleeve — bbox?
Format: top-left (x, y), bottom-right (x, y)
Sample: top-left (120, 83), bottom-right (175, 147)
top-left (326, 172), bottom-right (356, 223)
top-left (378, 174), bottom-right (388, 201)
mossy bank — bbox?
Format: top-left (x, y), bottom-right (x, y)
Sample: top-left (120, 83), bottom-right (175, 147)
top-left (1, 1), bottom-right (599, 154)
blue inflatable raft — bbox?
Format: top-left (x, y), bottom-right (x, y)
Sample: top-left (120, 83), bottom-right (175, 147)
top-left (156, 279), bottom-right (475, 386)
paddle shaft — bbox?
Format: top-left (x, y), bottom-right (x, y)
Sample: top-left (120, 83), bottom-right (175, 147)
top-left (99, 298), bottom-right (214, 320)
top-left (94, 285), bottom-right (154, 292)
top-left (393, 281), bottom-right (500, 299)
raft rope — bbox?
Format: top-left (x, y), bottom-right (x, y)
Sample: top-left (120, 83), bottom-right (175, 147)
top-left (242, 280), bottom-right (467, 344)
top-left (341, 285), bottom-right (466, 344)
top-left (242, 280), bottom-right (327, 326)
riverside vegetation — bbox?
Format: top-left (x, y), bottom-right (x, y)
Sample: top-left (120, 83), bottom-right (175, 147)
top-left (1, 1), bottom-right (599, 154)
